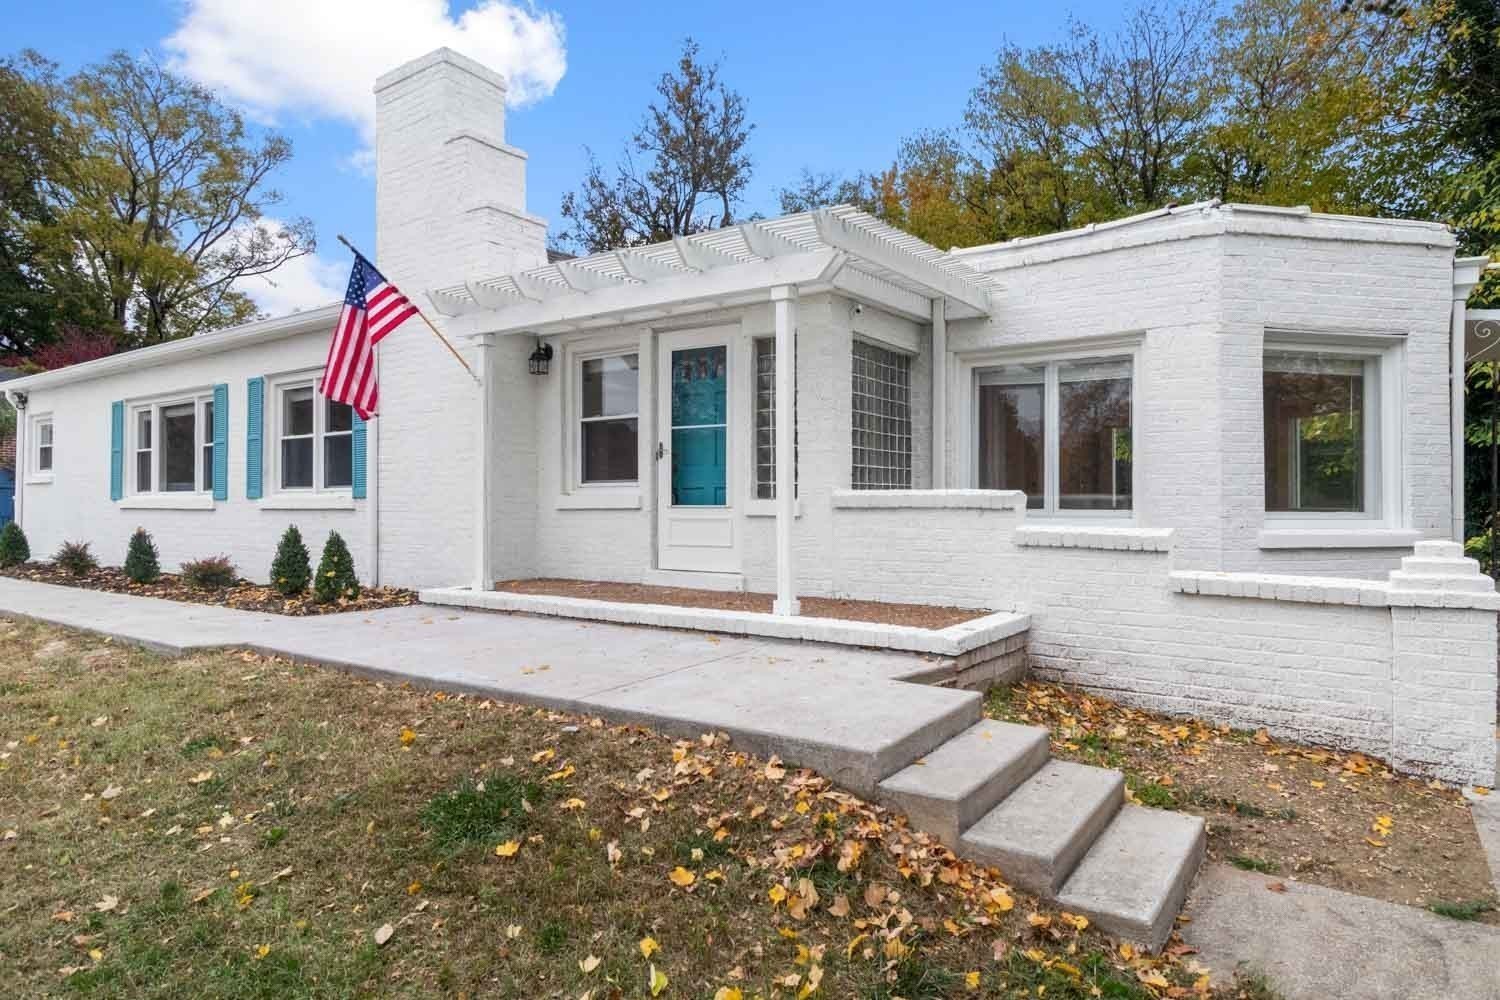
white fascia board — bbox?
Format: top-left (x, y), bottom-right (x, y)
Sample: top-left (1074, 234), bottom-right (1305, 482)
top-left (812, 208), bottom-right (992, 316)
top-left (4, 304), bottom-right (343, 393)
top-left (450, 249), bottom-right (845, 338)
top-left (831, 266), bottom-right (932, 321)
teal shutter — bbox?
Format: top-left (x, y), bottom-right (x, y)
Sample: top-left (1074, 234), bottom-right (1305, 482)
top-left (246, 377), bottom-right (264, 500)
top-left (351, 412), bottom-right (368, 500)
top-left (212, 383), bottom-right (229, 500)
top-left (109, 401), bottom-right (124, 501)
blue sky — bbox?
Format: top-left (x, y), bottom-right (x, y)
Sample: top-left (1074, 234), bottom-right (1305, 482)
top-left (6, 0), bottom-right (1126, 312)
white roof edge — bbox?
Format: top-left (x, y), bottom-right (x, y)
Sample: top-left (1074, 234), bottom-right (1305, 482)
top-left (951, 200), bottom-right (1455, 258)
top-left (3, 303), bottom-right (342, 394)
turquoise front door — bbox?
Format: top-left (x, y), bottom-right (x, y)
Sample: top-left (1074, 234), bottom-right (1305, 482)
top-left (657, 328), bottom-right (739, 573)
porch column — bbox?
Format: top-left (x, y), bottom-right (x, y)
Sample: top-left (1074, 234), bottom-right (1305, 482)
top-left (472, 332), bottom-right (495, 592)
top-left (931, 297), bottom-right (947, 489)
top-left (1453, 258), bottom-right (1488, 543)
top-left (772, 285), bottom-right (800, 616)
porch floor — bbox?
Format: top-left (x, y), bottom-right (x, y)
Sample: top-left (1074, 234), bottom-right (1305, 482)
top-left (493, 578), bottom-right (987, 630)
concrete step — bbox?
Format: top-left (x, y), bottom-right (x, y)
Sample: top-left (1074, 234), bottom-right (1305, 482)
top-left (1055, 805), bottom-right (1206, 951)
top-left (959, 760), bottom-right (1124, 895)
top-left (877, 719), bottom-right (1051, 846)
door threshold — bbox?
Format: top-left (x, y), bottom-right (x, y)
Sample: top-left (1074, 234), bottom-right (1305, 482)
top-left (642, 568), bottom-right (746, 592)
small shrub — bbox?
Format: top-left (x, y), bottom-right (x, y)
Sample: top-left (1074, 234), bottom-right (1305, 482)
top-left (0, 522), bottom-right (30, 567)
top-left (181, 556), bottom-right (236, 590)
top-left (1229, 854), bottom-right (1279, 874)
top-left (1429, 899), bottom-right (1496, 922)
top-left (313, 531), bottom-right (360, 603)
top-left (53, 540), bottom-right (97, 577)
top-left (123, 527), bottom-right (160, 584)
top-left (269, 525), bottom-right (311, 597)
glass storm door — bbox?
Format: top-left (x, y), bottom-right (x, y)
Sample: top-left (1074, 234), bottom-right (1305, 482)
top-left (657, 329), bottom-right (738, 573)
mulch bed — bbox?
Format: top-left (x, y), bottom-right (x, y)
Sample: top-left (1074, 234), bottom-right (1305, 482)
top-left (989, 681), bottom-right (1499, 922)
top-left (493, 577), bottom-right (990, 630)
top-left (1, 562), bottom-right (419, 616)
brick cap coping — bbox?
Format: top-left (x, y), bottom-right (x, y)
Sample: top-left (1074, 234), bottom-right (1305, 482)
top-left (1014, 525), bottom-right (1174, 552)
top-left (1169, 571), bottom-right (1500, 611)
top-left (419, 587), bottom-right (1031, 656)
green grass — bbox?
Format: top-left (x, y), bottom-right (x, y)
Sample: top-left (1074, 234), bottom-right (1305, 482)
top-left (1126, 774), bottom-right (1178, 810)
top-left (1428, 899), bottom-right (1497, 921)
top-left (1229, 854), bottom-right (1279, 875)
top-left (419, 773), bottom-right (541, 851)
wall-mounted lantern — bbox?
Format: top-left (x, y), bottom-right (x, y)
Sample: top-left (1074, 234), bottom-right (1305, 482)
top-left (528, 340), bottom-right (553, 376)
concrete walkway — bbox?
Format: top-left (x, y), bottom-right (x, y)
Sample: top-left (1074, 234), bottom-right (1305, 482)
top-left (1183, 865), bottom-right (1500, 1000)
top-left (0, 578), bottom-right (977, 795)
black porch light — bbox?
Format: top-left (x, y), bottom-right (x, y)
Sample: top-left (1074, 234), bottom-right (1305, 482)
top-left (528, 339), bottom-right (553, 376)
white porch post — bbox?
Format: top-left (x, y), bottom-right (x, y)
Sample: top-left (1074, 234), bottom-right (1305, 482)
top-left (472, 332), bottom-right (495, 592)
top-left (931, 297), bottom-right (947, 489)
top-left (1453, 258), bottom-right (1488, 543)
top-left (772, 285), bottom-right (800, 616)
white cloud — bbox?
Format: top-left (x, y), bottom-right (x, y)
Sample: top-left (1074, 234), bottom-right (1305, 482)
top-left (163, 0), bottom-right (567, 140)
top-left (236, 231), bottom-right (348, 316)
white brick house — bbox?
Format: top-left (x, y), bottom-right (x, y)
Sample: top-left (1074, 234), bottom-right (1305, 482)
top-left (8, 49), bottom-right (1496, 785)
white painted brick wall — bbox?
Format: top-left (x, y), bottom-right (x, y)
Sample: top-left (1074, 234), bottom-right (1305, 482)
top-left (18, 329), bottom-right (370, 584)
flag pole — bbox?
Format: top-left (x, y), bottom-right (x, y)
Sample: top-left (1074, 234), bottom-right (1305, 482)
top-left (335, 234), bottom-right (478, 383)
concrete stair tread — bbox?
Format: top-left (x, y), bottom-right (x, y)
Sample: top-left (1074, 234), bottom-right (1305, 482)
top-left (959, 760), bottom-right (1124, 895)
top-left (1054, 804), bottom-right (1207, 951)
top-left (877, 720), bottom-right (1050, 845)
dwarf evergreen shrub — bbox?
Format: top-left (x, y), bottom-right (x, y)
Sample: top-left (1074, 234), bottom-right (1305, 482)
top-left (269, 524), bottom-right (311, 596)
top-left (313, 531), bottom-right (360, 603)
top-left (0, 522), bottom-right (30, 567)
top-left (123, 528), bottom-right (160, 584)
top-left (53, 540), bottom-right (97, 577)
top-left (181, 556), bottom-right (236, 590)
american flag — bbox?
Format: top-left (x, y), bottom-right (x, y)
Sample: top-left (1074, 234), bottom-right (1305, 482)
top-left (320, 253), bottom-right (419, 419)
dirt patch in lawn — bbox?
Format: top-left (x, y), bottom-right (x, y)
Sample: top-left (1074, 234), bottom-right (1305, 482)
top-left (493, 577), bottom-right (990, 630)
top-left (0, 620), bottom-right (1278, 999)
top-left (987, 682), bottom-right (1498, 923)
top-left (1, 562), bottom-right (418, 616)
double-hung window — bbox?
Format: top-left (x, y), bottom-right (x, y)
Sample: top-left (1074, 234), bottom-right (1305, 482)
top-left (274, 381), bottom-right (354, 492)
top-left (974, 355), bottom-right (1133, 513)
top-left (851, 339), bottom-right (913, 489)
top-left (577, 352), bottom-right (639, 485)
top-left (130, 394), bottom-right (214, 495)
top-left (33, 416), bottom-right (54, 476)
top-left (1263, 346), bottom-right (1383, 518)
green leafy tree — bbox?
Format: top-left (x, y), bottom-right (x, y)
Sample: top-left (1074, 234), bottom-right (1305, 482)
top-left (123, 527), bottom-right (160, 584)
top-left (269, 524), bottom-right (311, 597)
top-left (560, 39), bottom-right (752, 252)
top-left (0, 522), bottom-right (30, 567)
top-left (313, 531), bottom-right (360, 604)
top-left (2, 50), bottom-right (312, 351)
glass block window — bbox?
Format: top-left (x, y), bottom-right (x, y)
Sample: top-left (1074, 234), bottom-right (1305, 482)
top-left (850, 339), bottom-right (912, 489)
top-left (753, 337), bottom-right (797, 500)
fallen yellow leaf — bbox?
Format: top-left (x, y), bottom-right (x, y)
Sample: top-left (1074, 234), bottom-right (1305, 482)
top-left (494, 840), bottom-right (521, 858)
top-left (639, 936), bottom-right (660, 959)
top-left (579, 954), bottom-right (601, 974)
top-left (668, 866), bottom-right (696, 887)
top-left (649, 963), bottom-right (669, 996)
top-left (965, 970), bottom-right (981, 990)
top-left (398, 727), bottom-right (416, 746)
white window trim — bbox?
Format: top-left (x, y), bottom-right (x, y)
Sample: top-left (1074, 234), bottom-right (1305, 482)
top-left (264, 370), bottom-right (355, 507)
top-left (958, 336), bottom-right (1142, 522)
top-left (26, 413), bottom-right (54, 485)
top-left (561, 337), bottom-right (644, 505)
top-left (124, 389), bottom-right (215, 502)
top-left (1260, 332), bottom-right (1405, 533)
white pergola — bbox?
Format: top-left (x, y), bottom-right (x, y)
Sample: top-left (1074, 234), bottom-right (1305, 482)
top-left (428, 205), bottom-right (1000, 614)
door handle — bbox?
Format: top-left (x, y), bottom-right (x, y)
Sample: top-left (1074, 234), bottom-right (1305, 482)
top-left (656, 442), bottom-right (666, 461)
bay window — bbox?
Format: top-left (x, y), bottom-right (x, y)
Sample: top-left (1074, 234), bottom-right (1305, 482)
top-left (974, 355), bottom-right (1133, 513)
top-left (577, 352), bottom-right (639, 485)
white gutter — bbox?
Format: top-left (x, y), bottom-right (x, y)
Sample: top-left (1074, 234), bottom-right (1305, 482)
top-left (1453, 256), bottom-right (1490, 543)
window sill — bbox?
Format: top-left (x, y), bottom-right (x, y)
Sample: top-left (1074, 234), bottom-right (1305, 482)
top-left (831, 489), bottom-right (1027, 511)
top-left (744, 499), bottom-right (802, 518)
top-left (24, 474), bottom-right (54, 486)
top-left (119, 494), bottom-right (215, 511)
top-left (1257, 528), bottom-right (1422, 550)
top-left (555, 490), bottom-right (641, 511)
top-left (259, 493), bottom-right (356, 511)
top-left (1014, 524), bottom-right (1174, 552)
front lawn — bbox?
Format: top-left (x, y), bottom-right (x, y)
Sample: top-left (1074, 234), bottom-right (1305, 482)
top-left (986, 683), bottom-right (1498, 923)
top-left (0, 621), bottom-right (1276, 998)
